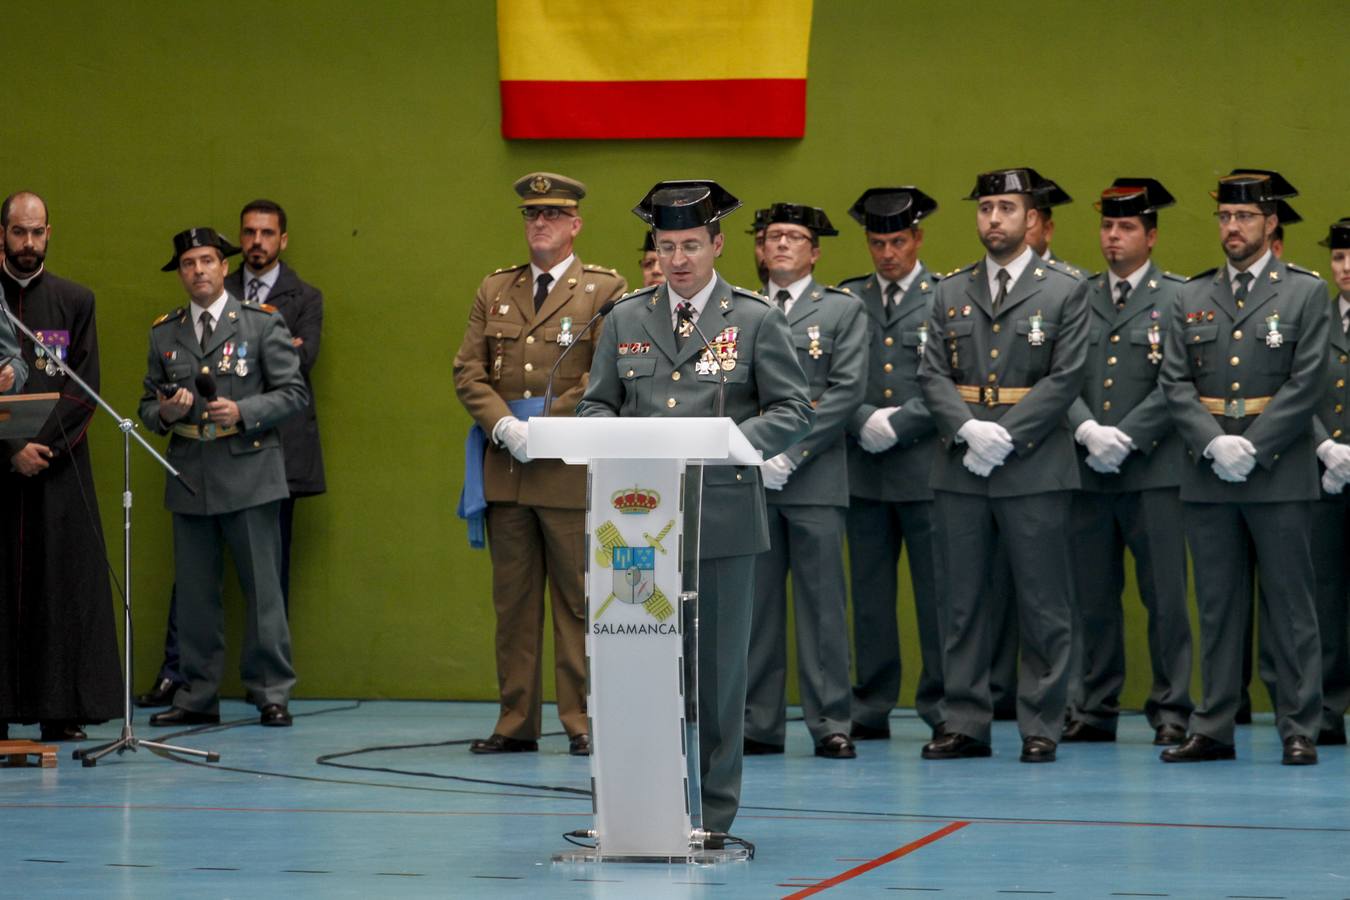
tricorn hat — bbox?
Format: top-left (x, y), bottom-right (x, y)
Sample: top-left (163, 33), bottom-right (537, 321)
top-left (1320, 217), bottom-right (1350, 249)
top-left (966, 167), bottom-right (1045, 200)
top-left (848, 187), bottom-right (938, 232)
top-left (161, 227), bottom-right (240, 273)
top-left (1095, 177), bottom-right (1176, 218)
top-left (634, 180), bottom-right (742, 231)
top-left (763, 202), bottom-right (839, 237)
top-left (746, 207), bottom-right (771, 235)
top-left (1032, 178), bottom-right (1073, 210)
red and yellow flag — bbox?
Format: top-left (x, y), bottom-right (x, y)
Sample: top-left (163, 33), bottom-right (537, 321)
top-left (497, 1), bottom-right (813, 140)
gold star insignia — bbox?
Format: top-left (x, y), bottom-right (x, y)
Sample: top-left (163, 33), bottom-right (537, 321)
top-left (720, 299), bottom-right (730, 310)
top-left (1148, 280), bottom-right (1158, 289)
top-left (1269, 271), bottom-right (1279, 281)
top-left (920, 281), bottom-right (929, 290)
top-left (1034, 268), bottom-right (1044, 277)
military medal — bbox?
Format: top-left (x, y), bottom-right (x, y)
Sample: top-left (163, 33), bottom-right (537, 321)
top-left (218, 355), bottom-right (233, 374)
top-left (1265, 313), bottom-right (1283, 348)
top-left (677, 318), bottom-right (695, 339)
top-left (695, 351), bottom-right (718, 376)
top-left (34, 330), bottom-right (70, 377)
top-left (961, 305), bottom-right (972, 317)
top-left (917, 322), bottom-right (929, 370)
top-left (947, 307), bottom-right (956, 319)
top-left (235, 358), bottom-right (249, 377)
top-left (1028, 312), bottom-right (1046, 347)
top-left (498, 303), bottom-right (510, 315)
top-left (1147, 324), bottom-right (1163, 365)
top-left (618, 344), bottom-right (629, 355)
top-left (720, 356), bottom-right (737, 372)
top-left (558, 316), bottom-right (574, 348)
top-left (807, 324), bottom-right (823, 360)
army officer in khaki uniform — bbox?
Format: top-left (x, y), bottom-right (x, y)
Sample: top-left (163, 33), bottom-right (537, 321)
top-left (579, 180), bottom-right (812, 839)
top-left (918, 168), bottom-right (1089, 764)
top-left (743, 203), bottom-right (866, 761)
top-left (141, 227), bottom-right (308, 727)
top-left (453, 173), bottom-right (627, 756)
top-left (1159, 171), bottom-right (1327, 766)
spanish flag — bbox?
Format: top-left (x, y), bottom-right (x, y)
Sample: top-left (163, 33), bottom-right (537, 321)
top-left (498, 1), bottom-right (813, 140)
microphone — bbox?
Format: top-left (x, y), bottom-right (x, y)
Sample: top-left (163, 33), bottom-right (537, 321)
top-left (676, 303), bottom-right (727, 419)
top-left (542, 299), bottom-right (617, 416)
top-left (194, 372), bottom-right (217, 403)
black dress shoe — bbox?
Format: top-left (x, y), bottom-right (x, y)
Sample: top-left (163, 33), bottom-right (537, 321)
top-left (743, 736), bottom-right (784, 755)
top-left (149, 707), bottom-right (220, 727)
top-left (1235, 707), bottom-right (1252, 725)
top-left (568, 733), bottom-right (591, 756)
top-left (931, 722), bottom-right (948, 741)
top-left (469, 733), bottom-right (538, 754)
top-left (1160, 733), bottom-right (1235, 762)
top-left (1153, 723), bottom-right (1187, 746)
top-left (1062, 721), bottom-right (1115, 743)
top-left (921, 731), bottom-right (991, 760)
top-left (135, 676), bottom-right (181, 709)
top-left (259, 704), bottom-right (293, 727)
top-left (1282, 735), bottom-right (1318, 766)
top-left (1317, 726), bottom-right (1347, 746)
top-left (1020, 736), bottom-right (1057, 763)
top-left (814, 733), bottom-right (857, 759)
top-left (848, 720), bottom-right (890, 740)
top-left (39, 722), bottom-right (87, 742)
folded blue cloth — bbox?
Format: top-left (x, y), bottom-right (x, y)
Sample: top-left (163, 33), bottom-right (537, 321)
top-left (458, 397), bottom-right (546, 548)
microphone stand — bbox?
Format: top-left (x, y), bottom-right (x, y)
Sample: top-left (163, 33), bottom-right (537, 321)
top-left (0, 301), bottom-right (220, 767)
top-left (541, 299), bottom-right (617, 416)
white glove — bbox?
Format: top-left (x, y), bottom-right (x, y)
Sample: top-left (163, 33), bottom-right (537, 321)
top-left (858, 407), bottom-right (900, 453)
top-left (1204, 434), bottom-right (1257, 483)
top-left (962, 448), bottom-right (996, 477)
top-left (494, 416), bottom-right (532, 463)
top-left (1317, 439), bottom-right (1350, 483)
top-left (760, 453), bottom-right (795, 490)
top-left (1075, 420), bottom-right (1135, 472)
top-left (1323, 468), bottom-right (1346, 495)
top-left (957, 419), bottom-right (1014, 465)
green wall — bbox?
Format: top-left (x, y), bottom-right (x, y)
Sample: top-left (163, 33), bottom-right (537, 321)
top-left (9, 1), bottom-right (1346, 706)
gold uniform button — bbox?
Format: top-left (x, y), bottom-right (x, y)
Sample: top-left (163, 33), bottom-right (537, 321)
top-left (884, 336), bottom-right (895, 347)
top-left (1337, 404), bottom-right (1345, 413)
top-left (626, 369), bottom-right (635, 377)
top-left (1273, 453), bottom-right (1280, 461)
top-left (252, 440), bottom-right (261, 449)
top-left (1340, 379), bottom-right (1348, 389)
top-left (735, 472), bottom-right (743, 481)
top-left (667, 398), bottom-right (677, 408)
top-left (883, 388), bottom-right (893, 399)
top-left (1233, 330), bottom-right (1243, 340)
top-left (992, 324), bottom-right (1001, 334)
top-left (1341, 355), bottom-right (1349, 364)
top-left (201, 366), bottom-right (210, 374)
top-left (1106, 356), bottom-right (1117, 366)
top-left (883, 363), bottom-right (894, 373)
top-left (526, 336), bottom-right (535, 344)
top-left (671, 371), bottom-right (681, 381)
top-left (1336, 429), bottom-right (1345, 439)
top-left (1230, 356), bottom-right (1240, 366)
top-left (801, 450), bottom-right (810, 457)
top-left (1231, 382), bottom-right (1241, 391)
top-left (1027, 441), bottom-right (1035, 448)
top-left (523, 362), bottom-right (533, 372)
top-left (989, 349), bottom-right (999, 359)
top-left (1103, 401), bottom-right (1112, 411)
top-left (522, 390), bottom-right (532, 398)
top-left (987, 373), bottom-right (998, 383)
top-left (1110, 334), bottom-right (1120, 344)
top-left (1103, 378), bottom-right (1114, 388)
top-left (495, 331), bottom-right (503, 339)
top-left (201, 412), bottom-right (209, 421)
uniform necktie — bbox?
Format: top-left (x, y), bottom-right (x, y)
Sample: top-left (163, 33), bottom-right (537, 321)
top-left (775, 289), bottom-right (791, 313)
top-left (1115, 280), bottom-right (1131, 311)
top-left (1343, 310), bottom-right (1349, 337)
top-left (198, 311), bottom-right (214, 352)
top-left (247, 277), bottom-right (263, 301)
top-left (1234, 271), bottom-right (1253, 308)
top-left (534, 272), bottom-right (553, 312)
top-left (993, 268), bottom-right (1010, 315)
top-left (884, 281), bottom-right (901, 309)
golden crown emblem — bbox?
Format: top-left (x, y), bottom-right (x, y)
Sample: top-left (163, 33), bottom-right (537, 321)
top-left (530, 175), bottom-right (552, 194)
top-left (611, 486), bottom-right (660, 514)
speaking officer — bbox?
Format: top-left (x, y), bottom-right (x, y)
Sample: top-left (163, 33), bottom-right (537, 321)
top-left (1303, 218), bottom-right (1350, 746)
top-left (918, 168), bottom-right (1089, 764)
top-left (1158, 171), bottom-right (1327, 765)
top-left (1061, 179), bottom-right (1194, 746)
top-left (837, 187), bottom-right (947, 740)
top-left (454, 172), bottom-right (627, 757)
top-left (578, 180), bottom-right (812, 837)
top-left (743, 203), bottom-right (866, 760)
top-left (141, 227), bottom-right (308, 728)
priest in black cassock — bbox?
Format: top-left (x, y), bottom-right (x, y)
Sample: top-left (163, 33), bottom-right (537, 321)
top-left (0, 191), bottom-right (122, 742)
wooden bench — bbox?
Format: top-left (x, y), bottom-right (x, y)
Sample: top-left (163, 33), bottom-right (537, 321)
top-left (0, 740), bottom-right (58, 768)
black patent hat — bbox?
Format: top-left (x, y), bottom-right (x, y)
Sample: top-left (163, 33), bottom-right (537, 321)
top-left (746, 207), bottom-right (771, 235)
top-left (1032, 178), bottom-right (1072, 210)
top-left (966, 167), bottom-right (1043, 200)
top-left (1211, 169), bottom-right (1297, 205)
top-left (1095, 177), bottom-right (1176, 218)
top-left (161, 227), bottom-right (240, 272)
top-left (848, 187), bottom-right (938, 232)
top-left (1320, 217), bottom-right (1350, 249)
top-left (763, 202), bottom-right (839, 237)
top-left (640, 232), bottom-right (657, 252)
top-left (635, 180), bottom-right (741, 230)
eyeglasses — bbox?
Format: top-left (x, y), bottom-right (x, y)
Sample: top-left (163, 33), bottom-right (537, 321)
top-left (763, 230), bottom-right (812, 245)
top-left (1214, 211), bottom-right (1267, 225)
top-left (521, 207), bottom-right (576, 221)
top-left (656, 241), bottom-right (708, 257)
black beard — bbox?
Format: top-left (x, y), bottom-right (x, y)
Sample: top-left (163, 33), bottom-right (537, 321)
top-left (3, 247), bottom-right (44, 278)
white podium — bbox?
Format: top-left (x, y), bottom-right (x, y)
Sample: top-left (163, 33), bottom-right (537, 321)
top-left (529, 418), bottom-right (760, 863)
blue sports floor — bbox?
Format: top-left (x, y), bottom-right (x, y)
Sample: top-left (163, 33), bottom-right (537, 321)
top-left (2, 700), bottom-right (1347, 899)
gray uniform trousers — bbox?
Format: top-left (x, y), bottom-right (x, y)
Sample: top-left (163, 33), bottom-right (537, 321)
top-left (746, 505), bottom-right (851, 744)
top-left (1310, 496), bottom-right (1350, 732)
top-left (697, 553), bottom-right (755, 834)
top-left (1070, 489), bottom-right (1192, 730)
top-left (173, 501), bottom-right (295, 714)
top-left (846, 497), bottom-right (944, 729)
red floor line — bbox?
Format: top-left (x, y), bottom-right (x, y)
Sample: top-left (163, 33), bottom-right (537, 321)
top-left (780, 821), bottom-right (969, 899)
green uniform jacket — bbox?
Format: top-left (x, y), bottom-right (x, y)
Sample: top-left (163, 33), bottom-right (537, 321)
top-left (138, 295), bottom-right (308, 516)
top-left (1159, 257), bottom-right (1329, 504)
top-left (577, 274), bottom-right (814, 558)
top-left (840, 266), bottom-right (940, 503)
top-left (770, 278), bottom-right (866, 508)
top-left (1067, 263), bottom-right (1185, 493)
top-left (919, 254), bottom-right (1089, 497)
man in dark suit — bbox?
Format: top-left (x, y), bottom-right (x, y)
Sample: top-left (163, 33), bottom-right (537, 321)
top-left (1159, 171), bottom-right (1327, 765)
top-left (579, 179), bottom-right (812, 836)
top-left (743, 203), bottom-right (866, 760)
top-left (918, 168), bottom-right (1089, 764)
top-left (141, 227), bottom-right (308, 727)
top-left (1061, 179), bottom-right (1193, 747)
top-left (837, 187), bottom-right (947, 741)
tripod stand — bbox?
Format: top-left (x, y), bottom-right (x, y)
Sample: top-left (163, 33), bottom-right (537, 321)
top-left (1, 303), bottom-right (219, 766)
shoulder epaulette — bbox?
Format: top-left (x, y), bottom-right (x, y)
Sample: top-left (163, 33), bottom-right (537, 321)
top-left (617, 284), bottom-right (659, 303)
top-left (583, 264), bottom-right (622, 277)
top-left (1044, 258), bottom-right (1083, 279)
top-left (836, 274), bottom-right (870, 290)
top-left (732, 285), bottom-right (770, 303)
top-left (822, 284), bottom-right (853, 296)
top-left (949, 262), bottom-right (978, 279)
top-left (1086, 271), bottom-right (1106, 283)
top-left (152, 308), bottom-right (183, 327)
top-left (1162, 271), bottom-right (1186, 283)
top-left (491, 263), bottom-right (528, 275)
top-left (925, 271), bottom-right (942, 284)
top-left (1286, 262), bottom-right (1322, 278)
top-left (1189, 267), bottom-right (1219, 282)
top-left (241, 299), bottom-right (278, 314)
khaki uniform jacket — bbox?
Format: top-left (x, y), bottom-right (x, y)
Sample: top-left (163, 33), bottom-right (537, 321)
top-left (1067, 263), bottom-right (1186, 493)
top-left (453, 256), bottom-right (627, 510)
top-left (1160, 257), bottom-right (1329, 504)
top-left (577, 275), bottom-right (814, 558)
top-left (919, 254), bottom-right (1090, 497)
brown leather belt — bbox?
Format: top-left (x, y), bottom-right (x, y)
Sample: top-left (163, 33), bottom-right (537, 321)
top-left (1199, 396), bottom-right (1272, 418)
top-left (956, 384), bottom-right (1032, 407)
top-left (172, 423), bottom-right (240, 441)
